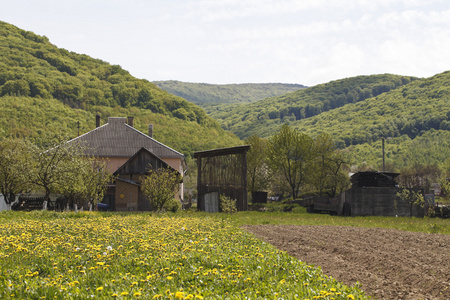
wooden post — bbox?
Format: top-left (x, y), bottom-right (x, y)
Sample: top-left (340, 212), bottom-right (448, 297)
top-left (197, 155), bottom-right (202, 211)
top-left (242, 150), bottom-right (248, 211)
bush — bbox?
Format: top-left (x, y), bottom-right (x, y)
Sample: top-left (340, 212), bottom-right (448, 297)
top-left (220, 195), bottom-right (237, 214)
top-left (163, 198), bottom-right (181, 213)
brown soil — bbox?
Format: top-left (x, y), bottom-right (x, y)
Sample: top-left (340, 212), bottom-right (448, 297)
top-left (242, 225), bottom-right (450, 300)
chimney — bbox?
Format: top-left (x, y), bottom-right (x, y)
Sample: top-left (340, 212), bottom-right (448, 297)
top-left (148, 124), bottom-right (153, 138)
top-left (96, 114), bottom-right (101, 128)
top-left (127, 116), bottom-right (134, 127)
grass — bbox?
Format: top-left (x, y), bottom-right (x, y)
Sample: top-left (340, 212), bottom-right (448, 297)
top-left (0, 210), bottom-right (369, 299)
top-left (0, 208), bottom-right (448, 299)
top-left (226, 211), bottom-right (450, 235)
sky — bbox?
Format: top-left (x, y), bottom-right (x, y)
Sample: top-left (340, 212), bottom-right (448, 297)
top-left (2, 0), bottom-right (450, 86)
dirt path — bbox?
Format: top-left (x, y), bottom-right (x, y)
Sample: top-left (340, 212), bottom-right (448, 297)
top-left (242, 225), bottom-right (450, 300)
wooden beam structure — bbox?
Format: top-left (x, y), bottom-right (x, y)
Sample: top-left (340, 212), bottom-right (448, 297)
top-left (194, 145), bottom-right (250, 212)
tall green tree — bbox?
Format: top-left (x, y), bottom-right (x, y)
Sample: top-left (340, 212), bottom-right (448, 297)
top-left (0, 138), bottom-right (34, 205)
top-left (312, 134), bottom-right (350, 197)
top-left (266, 124), bottom-right (314, 199)
top-left (245, 135), bottom-right (269, 201)
top-left (141, 167), bottom-right (182, 211)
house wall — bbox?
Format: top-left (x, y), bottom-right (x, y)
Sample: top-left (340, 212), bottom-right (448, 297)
top-left (103, 156), bottom-right (183, 200)
top-left (159, 157), bottom-right (184, 201)
top-left (115, 180), bottom-right (139, 211)
top-left (106, 157), bottom-right (129, 174)
top-left (106, 157), bottom-right (182, 174)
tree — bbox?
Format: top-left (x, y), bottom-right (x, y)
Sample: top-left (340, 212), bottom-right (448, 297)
top-left (438, 159), bottom-right (450, 199)
top-left (245, 135), bottom-right (269, 201)
top-left (396, 166), bottom-right (436, 217)
top-left (0, 138), bottom-right (34, 205)
top-left (312, 134), bottom-right (350, 197)
top-left (0, 79), bottom-right (30, 96)
top-left (396, 188), bottom-right (425, 218)
top-left (59, 157), bottom-right (114, 209)
top-left (141, 167), bottom-right (182, 211)
top-left (80, 158), bottom-right (114, 207)
top-left (27, 136), bottom-right (86, 203)
top-left (266, 124), bottom-right (314, 199)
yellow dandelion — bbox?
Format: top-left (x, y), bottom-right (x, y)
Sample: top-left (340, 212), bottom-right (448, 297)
top-left (347, 295), bottom-right (355, 300)
top-left (121, 291), bottom-right (129, 296)
top-left (175, 291), bottom-right (184, 299)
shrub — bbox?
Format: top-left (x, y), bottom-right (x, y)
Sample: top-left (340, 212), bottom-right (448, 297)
top-left (163, 198), bottom-right (181, 213)
top-left (220, 194), bottom-right (237, 214)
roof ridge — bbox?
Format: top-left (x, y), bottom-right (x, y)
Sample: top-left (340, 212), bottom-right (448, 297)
top-left (124, 123), bottom-right (184, 157)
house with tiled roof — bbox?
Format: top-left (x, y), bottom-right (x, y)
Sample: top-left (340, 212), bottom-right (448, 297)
top-left (68, 116), bottom-right (185, 211)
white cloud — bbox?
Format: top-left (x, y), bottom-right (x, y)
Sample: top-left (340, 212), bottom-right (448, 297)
top-left (2, 0), bottom-right (450, 85)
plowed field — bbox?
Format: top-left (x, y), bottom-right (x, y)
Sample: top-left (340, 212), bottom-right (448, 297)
top-left (242, 225), bottom-right (449, 300)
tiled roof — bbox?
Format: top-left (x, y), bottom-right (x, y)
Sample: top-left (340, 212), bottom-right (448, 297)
top-left (69, 117), bottom-right (183, 158)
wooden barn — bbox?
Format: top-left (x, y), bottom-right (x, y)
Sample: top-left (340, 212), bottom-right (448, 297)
top-left (112, 147), bottom-right (179, 211)
top-left (194, 145), bottom-right (250, 212)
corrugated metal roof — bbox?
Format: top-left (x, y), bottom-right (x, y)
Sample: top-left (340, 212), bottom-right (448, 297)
top-left (69, 117), bottom-right (183, 158)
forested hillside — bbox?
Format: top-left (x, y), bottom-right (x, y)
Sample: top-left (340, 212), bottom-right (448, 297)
top-left (153, 81), bottom-right (305, 106)
top-left (203, 71), bottom-right (450, 170)
top-left (0, 21), bottom-right (241, 157)
top-left (291, 71), bottom-right (450, 170)
top-left (208, 74), bottom-right (417, 139)
top-left (293, 71), bottom-right (450, 146)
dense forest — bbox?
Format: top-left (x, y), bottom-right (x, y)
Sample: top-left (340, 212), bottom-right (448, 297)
top-left (292, 71), bottom-right (450, 146)
top-left (0, 21), bottom-right (217, 125)
top-left (207, 74), bottom-right (418, 139)
top-left (0, 21), bottom-right (241, 157)
top-left (153, 81), bottom-right (305, 106)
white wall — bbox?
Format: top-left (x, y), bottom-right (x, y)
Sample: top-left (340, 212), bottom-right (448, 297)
top-left (0, 194), bottom-right (18, 211)
top-left (0, 194), bottom-right (9, 211)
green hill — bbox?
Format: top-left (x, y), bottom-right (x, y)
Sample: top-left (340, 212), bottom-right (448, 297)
top-left (0, 21), bottom-right (241, 157)
top-left (153, 81), bottom-right (305, 106)
top-left (204, 71), bottom-right (450, 170)
top-left (293, 71), bottom-right (450, 146)
top-left (291, 71), bottom-right (450, 170)
top-left (207, 74), bottom-right (417, 139)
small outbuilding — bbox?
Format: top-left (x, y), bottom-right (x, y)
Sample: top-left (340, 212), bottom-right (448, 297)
top-left (340, 171), bottom-right (424, 217)
top-left (194, 145), bottom-right (250, 212)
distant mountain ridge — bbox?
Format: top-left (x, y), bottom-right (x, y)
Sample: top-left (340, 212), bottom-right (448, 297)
top-left (153, 81), bottom-right (306, 106)
top-left (207, 74), bottom-right (418, 139)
